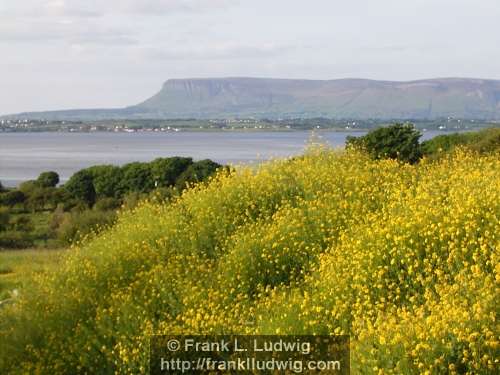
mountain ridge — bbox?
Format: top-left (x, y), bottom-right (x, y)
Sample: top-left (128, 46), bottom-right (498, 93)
top-left (4, 77), bottom-right (500, 120)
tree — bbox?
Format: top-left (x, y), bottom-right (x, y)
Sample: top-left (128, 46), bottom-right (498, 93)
top-left (64, 170), bottom-right (96, 206)
top-left (346, 123), bottom-right (422, 164)
top-left (175, 159), bottom-right (222, 188)
top-left (36, 171), bottom-right (60, 188)
top-left (86, 165), bottom-right (124, 199)
top-left (150, 157), bottom-right (193, 187)
top-left (121, 162), bottom-right (155, 193)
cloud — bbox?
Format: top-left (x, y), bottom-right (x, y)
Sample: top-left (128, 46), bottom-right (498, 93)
top-left (143, 42), bottom-right (294, 61)
top-left (113, 0), bottom-right (235, 15)
top-left (42, 0), bottom-right (100, 18)
top-left (0, 1), bottom-right (238, 46)
top-left (0, 19), bottom-right (138, 46)
top-left (1, 0), bottom-right (236, 19)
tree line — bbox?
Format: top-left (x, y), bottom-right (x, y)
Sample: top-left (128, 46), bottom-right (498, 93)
top-left (0, 157), bottom-right (222, 248)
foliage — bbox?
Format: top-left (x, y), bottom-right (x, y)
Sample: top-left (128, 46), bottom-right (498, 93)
top-left (421, 127), bottom-right (500, 156)
top-left (0, 249), bottom-right (64, 301)
top-left (150, 157), bottom-right (193, 187)
top-left (63, 170), bottom-right (96, 206)
top-left (51, 209), bottom-right (117, 245)
top-left (175, 159), bottom-right (222, 188)
top-left (0, 157), bottom-right (221, 249)
top-left (0, 231), bottom-right (34, 249)
top-left (0, 148), bottom-right (498, 374)
top-left (36, 171), bottom-right (60, 188)
top-left (8, 215), bottom-right (33, 232)
top-left (86, 165), bottom-right (124, 199)
top-left (93, 197), bottom-right (121, 212)
top-left (0, 207), bottom-right (10, 230)
top-left (346, 123), bottom-right (422, 163)
top-left (18, 180), bottom-right (38, 194)
top-left (0, 190), bottom-right (26, 207)
top-left (120, 162), bottom-right (155, 193)
top-left (121, 192), bottom-right (147, 211)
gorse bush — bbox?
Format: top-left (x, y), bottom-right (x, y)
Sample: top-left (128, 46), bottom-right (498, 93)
top-left (0, 148), bottom-right (498, 374)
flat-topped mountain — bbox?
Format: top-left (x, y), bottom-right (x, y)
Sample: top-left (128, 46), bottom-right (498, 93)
top-left (5, 77), bottom-right (500, 120)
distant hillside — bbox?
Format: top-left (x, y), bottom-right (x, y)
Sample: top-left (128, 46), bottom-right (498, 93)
top-left (4, 77), bottom-right (500, 120)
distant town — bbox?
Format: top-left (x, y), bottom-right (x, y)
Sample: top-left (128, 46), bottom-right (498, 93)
top-left (0, 117), bottom-right (495, 133)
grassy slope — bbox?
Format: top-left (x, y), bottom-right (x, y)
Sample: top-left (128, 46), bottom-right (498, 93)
top-left (0, 148), bottom-right (498, 374)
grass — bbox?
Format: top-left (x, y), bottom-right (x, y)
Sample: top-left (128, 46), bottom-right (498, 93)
top-left (0, 249), bottom-right (65, 301)
top-left (0, 147), bottom-right (498, 374)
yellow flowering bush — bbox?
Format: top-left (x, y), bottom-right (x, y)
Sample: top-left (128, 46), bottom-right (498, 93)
top-left (0, 147), bottom-right (498, 374)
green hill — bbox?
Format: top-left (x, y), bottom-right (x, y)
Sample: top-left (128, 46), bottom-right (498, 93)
top-left (0, 148), bottom-right (498, 373)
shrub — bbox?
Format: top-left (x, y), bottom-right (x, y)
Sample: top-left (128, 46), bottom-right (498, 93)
top-left (8, 215), bottom-right (33, 232)
top-left (0, 207), bottom-right (10, 230)
top-left (346, 123), bottom-right (422, 163)
top-left (94, 198), bottom-right (121, 212)
top-left (18, 180), bottom-right (38, 194)
top-left (421, 127), bottom-right (500, 156)
top-left (469, 127), bottom-right (500, 153)
top-left (53, 209), bottom-right (117, 244)
top-left (121, 191), bottom-right (147, 210)
top-left (0, 190), bottom-right (26, 207)
top-left (0, 230), bottom-right (34, 249)
top-left (36, 171), bottom-right (60, 188)
top-left (148, 187), bottom-right (178, 204)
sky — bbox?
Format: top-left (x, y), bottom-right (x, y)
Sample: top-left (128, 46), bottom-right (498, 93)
top-left (1, 0), bottom-right (499, 114)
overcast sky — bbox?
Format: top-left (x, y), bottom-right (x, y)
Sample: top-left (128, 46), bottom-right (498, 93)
top-left (1, 0), bottom-right (499, 114)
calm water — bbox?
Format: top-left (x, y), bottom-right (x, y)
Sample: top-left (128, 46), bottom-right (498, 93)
top-left (0, 130), bottom-right (447, 187)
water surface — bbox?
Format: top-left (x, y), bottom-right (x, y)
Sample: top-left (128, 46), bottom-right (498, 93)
top-left (0, 130), bottom-right (447, 186)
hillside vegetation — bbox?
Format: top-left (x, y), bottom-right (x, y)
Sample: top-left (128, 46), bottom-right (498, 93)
top-left (421, 127), bottom-right (500, 156)
top-left (0, 147), bottom-right (499, 374)
top-left (0, 157), bottom-right (221, 249)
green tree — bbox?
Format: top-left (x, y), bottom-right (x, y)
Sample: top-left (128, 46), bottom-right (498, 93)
top-left (346, 123), bottom-right (422, 163)
top-left (64, 170), bottom-right (96, 206)
top-left (175, 159), bottom-right (222, 188)
top-left (36, 171), bottom-right (60, 188)
top-left (86, 165), bottom-right (124, 199)
top-left (121, 162), bottom-right (154, 193)
top-left (150, 157), bottom-right (193, 187)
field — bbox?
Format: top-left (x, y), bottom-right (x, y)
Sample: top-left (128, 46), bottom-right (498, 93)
top-left (0, 249), bottom-right (64, 301)
top-left (0, 147), bottom-right (498, 374)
